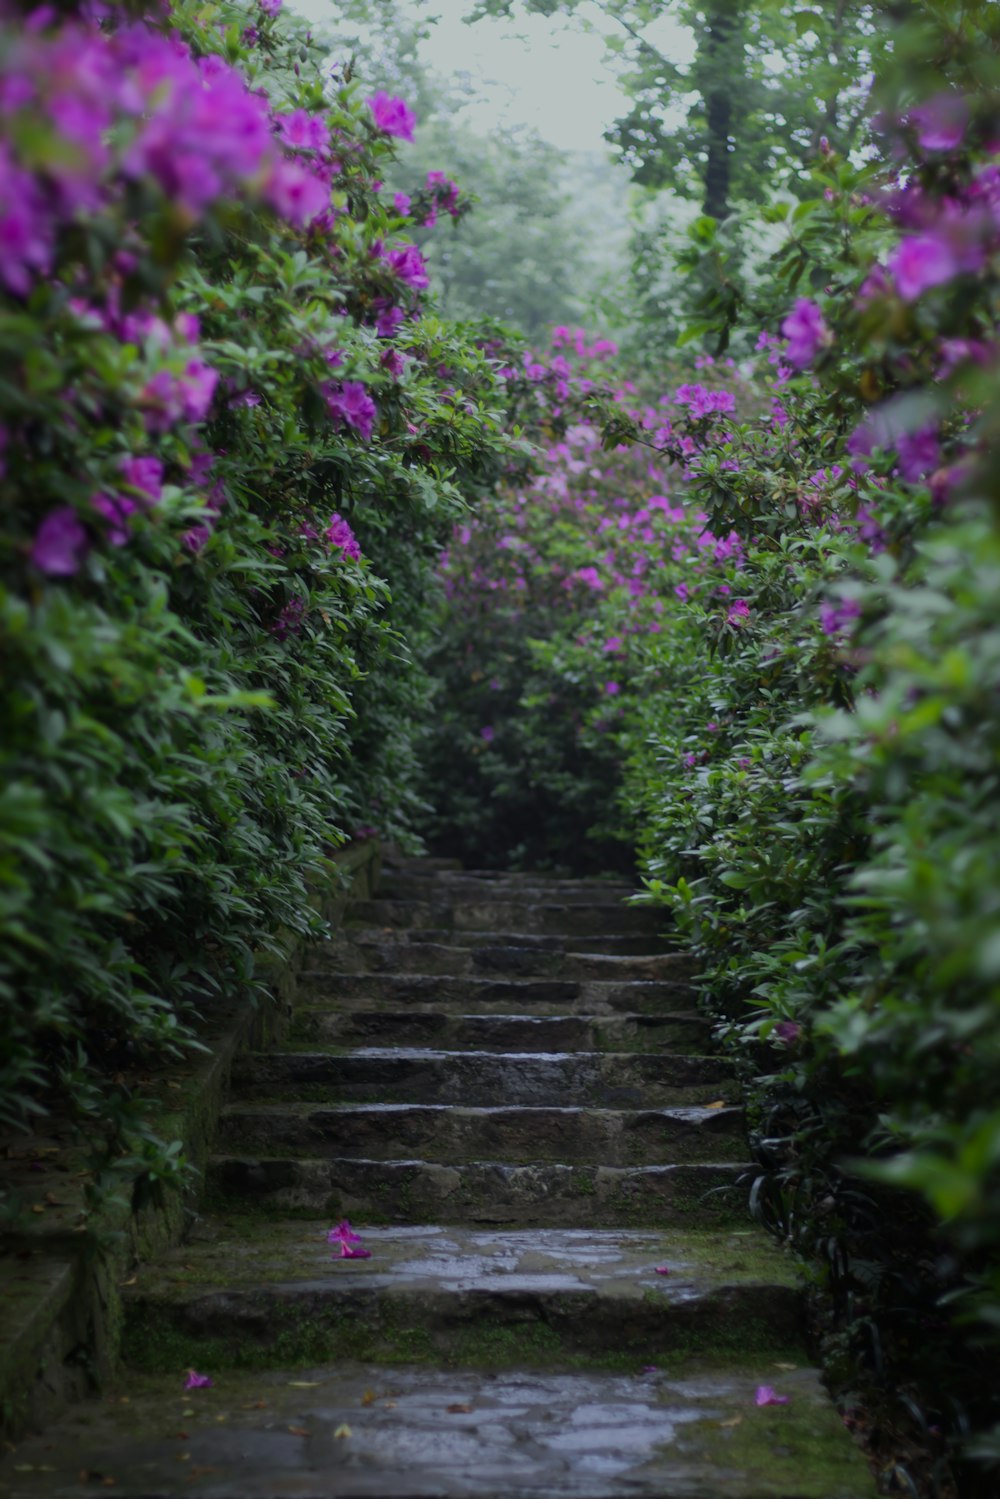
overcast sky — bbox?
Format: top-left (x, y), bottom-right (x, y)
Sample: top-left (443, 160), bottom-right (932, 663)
top-left (290, 0), bottom-right (695, 155)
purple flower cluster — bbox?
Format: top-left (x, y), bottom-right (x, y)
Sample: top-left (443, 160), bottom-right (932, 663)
top-left (780, 299), bottom-right (831, 368)
top-left (367, 93), bottom-right (416, 143)
top-left (0, 11), bottom-right (339, 299)
top-left (326, 513), bottom-right (362, 561)
top-left (323, 381), bottom-right (377, 442)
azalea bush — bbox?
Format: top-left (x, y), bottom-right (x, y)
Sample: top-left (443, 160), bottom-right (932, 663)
top-left (0, 0), bottom-right (516, 1208)
top-left (426, 0), bottom-right (1000, 1476)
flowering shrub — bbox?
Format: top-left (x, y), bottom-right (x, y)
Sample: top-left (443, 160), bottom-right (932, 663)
top-left (0, 0), bottom-right (514, 1206)
top-left (427, 1), bottom-right (1000, 1474)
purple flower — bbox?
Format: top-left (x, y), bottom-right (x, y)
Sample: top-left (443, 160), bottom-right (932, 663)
top-left (328, 1220), bottom-right (372, 1259)
top-left (367, 92), bottom-right (416, 142)
top-left (184, 1370), bottom-right (213, 1390)
top-left (258, 0), bottom-right (282, 15)
top-left (92, 492), bottom-right (137, 545)
top-left (323, 381), bottom-right (377, 442)
top-left (385, 244), bottom-right (429, 290)
top-left (726, 600), bottom-right (750, 626)
top-left (755, 1386), bottom-right (790, 1407)
top-left (909, 92), bottom-right (968, 153)
top-left (820, 598), bottom-right (861, 637)
top-left (31, 508), bottom-right (90, 576)
top-left (480, 726), bottom-right (495, 742)
top-left (265, 159), bottom-right (329, 227)
top-left (375, 304), bottom-right (405, 339)
top-left (0, 146), bottom-right (52, 295)
top-left (392, 191), bottom-right (412, 216)
top-left (276, 109), bottom-right (330, 154)
top-left (889, 233), bottom-right (961, 300)
top-left (603, 636), bottom-right (622, 654)
top-left (120, 456), bottom-right (164, 507)
top-left (896, 426), bottom-right (941, 482)
top-left (604, 681), bottom-right (620, 696)
top-left (780, 299), bottom-right (830, 368)
top-left (773, 1021), bottom-right (802, 1045)
top-left (325, 512), bottom-right (362, 561)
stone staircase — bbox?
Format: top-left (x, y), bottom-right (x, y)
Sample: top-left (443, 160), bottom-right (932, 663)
top-left (0, 857), bottom-right (873, 1497)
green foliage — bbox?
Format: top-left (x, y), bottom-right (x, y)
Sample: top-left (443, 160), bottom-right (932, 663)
top-left (0, 0), bottom-right (513, 1215)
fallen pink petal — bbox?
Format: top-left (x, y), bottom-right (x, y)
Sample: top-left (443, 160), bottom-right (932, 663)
top-left (184, 1370), bottom-right (213, 1390)
top-left (654, 1265), bottom-right (670, 1275)
top-left (755, 1386), bottom-right (790, 1407)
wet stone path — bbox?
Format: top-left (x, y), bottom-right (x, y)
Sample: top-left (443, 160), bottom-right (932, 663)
top-left (0, 858), bottom-right (873, 1497)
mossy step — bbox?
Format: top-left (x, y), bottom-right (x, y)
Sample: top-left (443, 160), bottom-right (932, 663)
top-left (0, 1361), bottom-right (876, 1498)
top-left (348, 928), bottom-right (671, 957)
top-left (290, 1009), bottom-right (712, 1051)
top-left (294, 972), bottom-right (696, 1017)
top-left (206, 1155), bottom-right (751, 1227)
top-left (120, 1224), bottom-right (805, 1377)
top-left (315, 937), bottom-right (694, 982)
top-left (378, 875), bottom-right (639, 905)
top-left (216, 1101), bottom-right (744, 1166)
top-left (350, 899), bottom-right (665, 938)
top-left (229, 1049), bottom-right (737, 1109)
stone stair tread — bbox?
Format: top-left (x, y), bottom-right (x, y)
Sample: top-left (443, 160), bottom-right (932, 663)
top-left (123, 1221), bottom-right (795, 1310)
top-left (218, 1100), bottom-right (739, 1122)
top-left (291, 1010), bottom-right (710, 1050)
top-left (0, 1363), bottom-right (875, 1498)
top-left (345, 927), bottom-right (668, 955)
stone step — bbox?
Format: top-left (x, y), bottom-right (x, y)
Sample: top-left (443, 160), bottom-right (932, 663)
top-left (378, 875), bottom-right (639, 905)
top-left (0, 1361), bottom-right (876, 1498)
top-left (291, 1008), bottom-right (712, 1051)
top-left (120, 1223), bottom-right (806, 1375)
top-left (313, 937), bottom-right (695, 981)
top-left (207, 1156), bottom-right (751, 1227)
top-left (349, 899), bottom-right (664, 938)
top-left (230, 1049), bottom-right (737, 1109)
top-left (216, 1101), bottom-right (745, 1166)
top-left (294, 972), bottom-right (697, 1018)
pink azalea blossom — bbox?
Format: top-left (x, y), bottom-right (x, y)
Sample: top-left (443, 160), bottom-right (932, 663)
top-left (889, 233), bottom-right (961, 300)
top-left (780, 299), bottom-right (830, 368)
top-left (325, 512), bottom-right (362, 561)
top-left (773, 1021), bottom-right (803, 1045)
top-left (328, 1220), bottom-right (372, 1259)
top-left (30, 508), bottom-right (89, 576)
top-left (727, 600), bottom-right (751, 626)
top-left (323, 381), bottom-right (377, 442)
top-left (367, 92), bottom-right (416, 142)
top-left (755, 1386), bottom-right (790, 1407)
top-left (909, 92), bottom-right (968, 153)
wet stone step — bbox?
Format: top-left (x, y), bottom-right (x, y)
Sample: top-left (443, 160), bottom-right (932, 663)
top-left (0, 1363), bottom-right (875, 1499)
top-left (216, 1101), bottom-right (746, 1166)
top-left (120, 1224), bottom-right (805, 1376)
top-left (315, 937), bottom-right (695, 982)
top-left (349, 899), bottom-right (665, 938)
top-left (207, 1156), bottom-right (752, 1227)
top-left (230, 1049), bottom-right (738, 1109)
top-left (353, 928), bottom-right (673, 957)
top-left (291, 1009), bottom-right (712, 1052)
top-left (294, 972), bottom-right (697, 1017)
top-left (378, 875), bottom-right (639, 905)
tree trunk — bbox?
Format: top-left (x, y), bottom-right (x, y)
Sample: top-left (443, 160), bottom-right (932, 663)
top-left (701, 2), bottom-right (742, 219)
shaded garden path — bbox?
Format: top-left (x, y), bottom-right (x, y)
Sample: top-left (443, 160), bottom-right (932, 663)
top-left (0, 856), bottom-right (872, 1496)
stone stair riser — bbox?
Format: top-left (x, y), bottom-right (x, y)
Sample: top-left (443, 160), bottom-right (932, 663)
top-left (290, 1010), bottom-right (711, 1052)
top-left (215, 1103), bottom-right (746, 1165)
top-left (378, 878), bottom-right (640, 905)
top-left (314, 939), bottom-right (697, 982)
top-left (229, 1052), bottom-right (737, 1109)
top-left (294, 973), bottom-right (696, 1016)
top-left (123, 1280), bottom-right (803, 1373)
top-left (349, 900), bottom-right (665, 938)
top-left (206, 1156), bottom-right (752, 1227)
